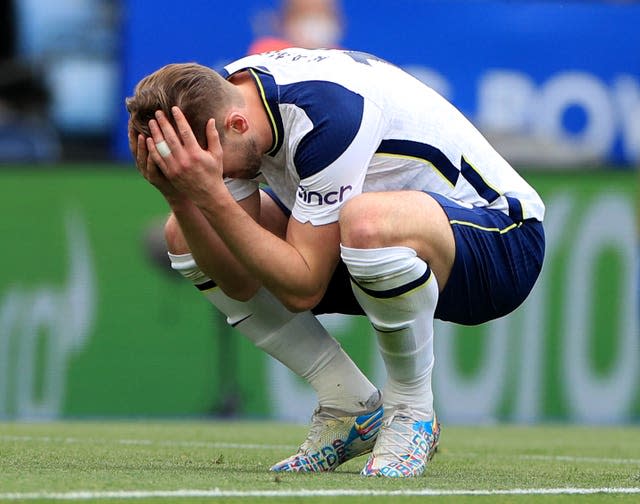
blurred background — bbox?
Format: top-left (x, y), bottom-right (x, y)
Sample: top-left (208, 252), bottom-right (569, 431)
top-left (0, 0), bottom-right (638, 424)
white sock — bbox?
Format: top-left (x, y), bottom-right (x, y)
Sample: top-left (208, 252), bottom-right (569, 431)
top-left (341, 245), bottom-right (437, 419)
top-left (169, 252), bottom-right (379, 412)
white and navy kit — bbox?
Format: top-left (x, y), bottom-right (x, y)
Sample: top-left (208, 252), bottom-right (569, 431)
top-left (220, 48), bottom-right (545, 325)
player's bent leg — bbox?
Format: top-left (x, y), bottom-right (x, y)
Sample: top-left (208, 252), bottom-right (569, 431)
top-left (339, 191), bottom-right (455, 291)
top-left (340, 245), bottom-right (440, 477)
top-left (167, 193), bottom-right (383, 473)
top-left (339, 192), bottom-right (452, 477)
top-left (170, 259), bottom-right (383, 474)
top-left (169, 253), bottom-right (384, 474)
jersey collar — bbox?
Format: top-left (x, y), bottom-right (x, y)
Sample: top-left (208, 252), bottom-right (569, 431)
top-left (247, 68), bottom-right (284, 157)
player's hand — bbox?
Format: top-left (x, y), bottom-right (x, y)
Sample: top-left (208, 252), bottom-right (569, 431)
top-left (147, 106), bottom-right (225, 208)
top-left (133, 132), bottom-right (183, 201)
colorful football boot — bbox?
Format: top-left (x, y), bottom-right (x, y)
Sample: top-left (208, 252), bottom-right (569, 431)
top-left (270, 403), bottom-right (384, 473)
top-left (361, 406), bottom-right (440, 478)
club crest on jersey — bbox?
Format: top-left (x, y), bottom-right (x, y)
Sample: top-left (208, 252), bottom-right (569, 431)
top-left (297, 185), bottom-right (352, 205)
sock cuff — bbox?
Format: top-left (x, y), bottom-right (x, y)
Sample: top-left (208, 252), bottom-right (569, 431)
top-left (340, 245), bottom-right (427, 285)
top-left (167, 252), bottom-right (212, 287)
top-left (168, 252), bottom-right (196, 271)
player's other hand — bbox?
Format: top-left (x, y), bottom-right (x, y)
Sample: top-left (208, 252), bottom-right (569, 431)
top-left (132, 131), bottom-right (184, 202)
top-left (147, 106), bottom-right (225, 208)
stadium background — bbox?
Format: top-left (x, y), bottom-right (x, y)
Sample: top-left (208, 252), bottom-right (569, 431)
top-left (0, 0), bottom-right (638, 425)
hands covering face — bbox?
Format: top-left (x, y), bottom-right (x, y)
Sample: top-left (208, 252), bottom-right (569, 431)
top-left (131, 106), bottom-right (224, 206)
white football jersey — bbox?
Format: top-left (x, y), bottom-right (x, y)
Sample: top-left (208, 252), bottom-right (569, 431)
top-left (221, 48), bottom-right (545, 226)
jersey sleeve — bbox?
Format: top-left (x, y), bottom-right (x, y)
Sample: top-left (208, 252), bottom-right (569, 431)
top-left (291, 99), bottom-right (385, 225)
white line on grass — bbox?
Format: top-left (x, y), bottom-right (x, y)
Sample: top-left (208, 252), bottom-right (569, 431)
top-left (0, 487), bottom-right (639, 500)
top-left (118, 439), bottom-right (295, 450)
top-left (452, 451), bottom-right (640, 466)
top-left (0, 435), bottom-right (295, 451)
top-left (3, 435), bottom-right (640, 466)
top-left (519, 454), bottom-right (640, 465)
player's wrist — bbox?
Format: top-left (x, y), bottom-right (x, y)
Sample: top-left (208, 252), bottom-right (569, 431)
top-left (164, 193), bottom-right (194, 210)
top-left (192, 181), bottom-right (233, 213)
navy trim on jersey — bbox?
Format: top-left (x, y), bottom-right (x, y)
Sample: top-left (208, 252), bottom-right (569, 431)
top-left (460, 156), bottom-right (500, 203)
top-left (376, 139), bottom-right (460, 187)
top-left (279, 81), bottom-right (364, 179)
top-left (249, 69), bottom-right (285, 156)
top-left (351, 267), bottom-right (432, 299)
top-left (506, 196), bottom-right (524, 222)
top-left (461, 156), bottom-right (525, 222)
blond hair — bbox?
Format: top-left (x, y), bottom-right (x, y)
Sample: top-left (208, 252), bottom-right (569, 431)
top-left (126, 63), bottom-right (240, 148)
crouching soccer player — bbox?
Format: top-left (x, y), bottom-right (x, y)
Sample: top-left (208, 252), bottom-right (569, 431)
top-left (126, 48), bottom-right (545, 477)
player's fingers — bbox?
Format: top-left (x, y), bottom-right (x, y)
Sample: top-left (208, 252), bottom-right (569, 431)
top-left (135, 134), bottom-right (148, 173)
top-left (171, 106), bottom-right (200, 150)
top-left (148, 118), bottom-right (177, 163)
top-left (146, 136), bottom-right (169, 176)
top-left (137, 133), bottom-right (164, 180)
top-left (205, 118), bottom-right (223, 157)
top-left (154, 110), bottom-right (185, 159)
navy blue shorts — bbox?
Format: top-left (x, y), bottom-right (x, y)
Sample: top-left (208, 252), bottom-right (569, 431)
top-left (262, 188), bottom-right (545, 326)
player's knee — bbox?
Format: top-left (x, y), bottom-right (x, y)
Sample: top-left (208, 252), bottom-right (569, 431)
top-left (164, 213), bottom-right (190, 255)
top-left (339, 194), bottom-right (384, 248)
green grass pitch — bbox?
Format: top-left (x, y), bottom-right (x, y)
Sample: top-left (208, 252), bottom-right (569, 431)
top-left (1, 421), bottom-right (639, 503)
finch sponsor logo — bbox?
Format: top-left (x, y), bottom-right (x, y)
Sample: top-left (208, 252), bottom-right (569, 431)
top-left (297, 185), bottom-right (352, 205)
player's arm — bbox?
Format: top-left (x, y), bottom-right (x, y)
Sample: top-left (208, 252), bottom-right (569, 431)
top-left (167, 190), bottom-right (265, 301)
top-left (147, 107), bottom-right (341, 311)
top-left (198, 195), bottom-right (341, 311)
top-left (132, 125), bottom-right (263, 300)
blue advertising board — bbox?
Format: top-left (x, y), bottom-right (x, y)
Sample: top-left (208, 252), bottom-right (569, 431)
top-left (116, 0), bottom-right (640, 166)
